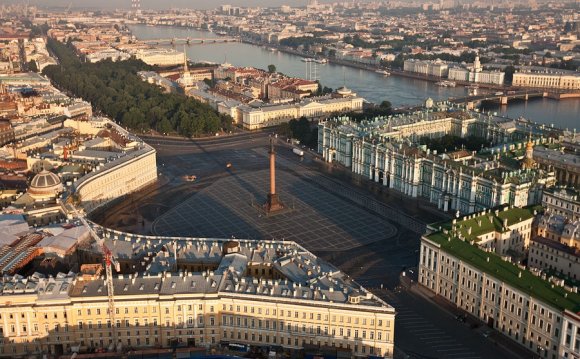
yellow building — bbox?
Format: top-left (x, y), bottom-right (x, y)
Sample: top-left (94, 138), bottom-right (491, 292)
top-left (0, 237), bottom-right (396, 358)
top-left (71, 121), bottom-right (158, 213)
top-left (241, 95), bottom-right (364, 130)
top-left (419, 206), bottom-right (580, 359)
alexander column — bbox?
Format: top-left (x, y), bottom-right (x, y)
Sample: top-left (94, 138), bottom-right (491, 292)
top-left (264, 137), bottom-right (284, 212)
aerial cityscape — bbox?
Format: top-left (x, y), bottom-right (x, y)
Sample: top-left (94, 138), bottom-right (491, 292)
top-left (0, 1), bottom-right (578, 359)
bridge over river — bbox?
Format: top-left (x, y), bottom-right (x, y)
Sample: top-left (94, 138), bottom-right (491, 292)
top-left (449, 90), bottom-right (580, 109)
top-left (142, 37), bottom-right (240, 45)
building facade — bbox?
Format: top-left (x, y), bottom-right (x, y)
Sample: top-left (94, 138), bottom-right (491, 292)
top-left (318, 107), bottom-right (555, 215)
top-left (73, 145), bottom-right (157, 213)
top-left (69, 119), bottom-right (158, 213)
top-left (403, 59), bottom-right (449, 77)
top-left (419, 207), bottom-right (580, 359)
top-left (447, 56), bottom-right (505, 86)
top-left (512, 72), bottom-right (580, 90)
top-left (533, 147), bottom-right (580, 189)
top-left (448, 67), bottom-right (505, 86)
top-left (241, 95), bottom-right (363, 130)
top-left (0, 236), bottom-right (396, 358)
top-left (529, 236), bottom-right (580, 281)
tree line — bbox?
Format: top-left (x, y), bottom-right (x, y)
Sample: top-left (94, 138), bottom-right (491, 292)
top-left (43, 38), bottom-right (232, 137)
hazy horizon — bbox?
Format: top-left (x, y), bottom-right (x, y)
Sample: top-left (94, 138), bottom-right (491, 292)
top-left (0, 0), bottom-right (315, 10)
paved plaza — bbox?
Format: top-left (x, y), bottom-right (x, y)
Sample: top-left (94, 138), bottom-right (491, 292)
top-left (153, 167), bottom-right (397, 251)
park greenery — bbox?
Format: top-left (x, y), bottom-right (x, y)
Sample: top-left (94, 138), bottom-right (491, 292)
top-left (280, 36), bottom-right (330, 49)
top-left (342, 100), bottom-right (393, 122)
top-left (278, 117), bottom-right (318, 149)
top-left (43, 38), bottom-right (232, 137)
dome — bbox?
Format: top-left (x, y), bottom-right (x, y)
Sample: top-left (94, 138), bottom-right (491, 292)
top-left (336, 86), bottom-right (352, 95)
top-left (29, 170), bottom-right (63, 198)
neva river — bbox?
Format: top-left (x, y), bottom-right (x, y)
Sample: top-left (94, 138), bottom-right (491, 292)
top-left (129, 24), bottom-right (579, 131)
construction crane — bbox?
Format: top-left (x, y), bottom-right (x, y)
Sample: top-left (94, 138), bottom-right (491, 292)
top-left (68, 203), bottom-right (119, 348)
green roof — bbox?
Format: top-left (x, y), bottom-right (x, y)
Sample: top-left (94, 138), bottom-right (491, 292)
top-left (436, 206), bottom-right (540, 243)
top-left (426, 232), bottom-right (580, 312)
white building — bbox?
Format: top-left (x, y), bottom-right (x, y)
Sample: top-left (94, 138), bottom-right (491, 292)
top-left (404, 59), bottom-right (449, 78)
top-left (85, 48), bottom-right (131, 63)
top-left (447, 56), bottom-right (505, 86)
top-left (318, 106), bottom-right (555, 215)
top-left (130, 48), bottom-right (184, 67)
top-left (512, 72), bottom-right (580, 90)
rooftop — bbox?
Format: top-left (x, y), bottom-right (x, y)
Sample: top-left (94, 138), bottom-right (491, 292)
top-left (425, 208), bottom-right (580, 313)
top-left (443, 206), bottom-right (539, 241)
top-left (30, 226), bottom-right (394, 311)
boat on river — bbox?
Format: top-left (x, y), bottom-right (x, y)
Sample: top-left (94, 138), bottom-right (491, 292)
top-left (436, 80), bottom-right (456, 87)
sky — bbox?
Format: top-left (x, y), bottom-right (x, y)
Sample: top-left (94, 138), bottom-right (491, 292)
top-left (0, 0), bottom-right (315, 10)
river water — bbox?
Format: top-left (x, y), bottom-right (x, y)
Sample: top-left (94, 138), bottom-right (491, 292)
top-left (129, 24), bottom-right (579, 131)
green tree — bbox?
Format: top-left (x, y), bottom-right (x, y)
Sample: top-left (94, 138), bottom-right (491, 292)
top-left (379, 100), bottom-right (392, 112)
top-left (504, 65), bottom-right (516, 84)
top-left (268, 64), bottom-right (276, 73)
top-left (277, 122), bottom-right (292, 138)
top-left (42, 38), bottom-right (230, 137)
top-left (27, 60), bottom-right (38, 72)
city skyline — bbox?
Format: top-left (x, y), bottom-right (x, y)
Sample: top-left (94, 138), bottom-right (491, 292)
top-left (0, 0), bottom-right (549, 10)
top-left (4, 0), bottom-right (313, 10)
top-left (0, 2), bottom-right (578, 359)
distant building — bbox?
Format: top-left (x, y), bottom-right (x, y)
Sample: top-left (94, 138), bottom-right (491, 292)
top-left (0, 119), bottom-right (14, 146)
top-left (542, 187), bottom-right (580, 221)
top-left (12, 169), bottom-right (65, 226)
top-left (130, 48), bottom-right (184, 67)
top-left (404, 59), bottom-right (449, 78)
top-left (137, 71), bottom-right (180, 93)
top-left (529, 234), bottom-right (580, 280)
top-left (240, 91), bottom-right (363, 130)
top-left (85, 48), bottom-right (131, 63)
top-left (533, 146), bottom-right (580, 188)
top-left (536, 212), bottom-right (580, 248)
top-left (448, 57), bottom-right (505, 85)
top-left (512, 71), bottom-right (580, 90)
top-left (72, 122), bottom-right (158, 213)
top-left (268, 78), bottom-right (319, 101)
